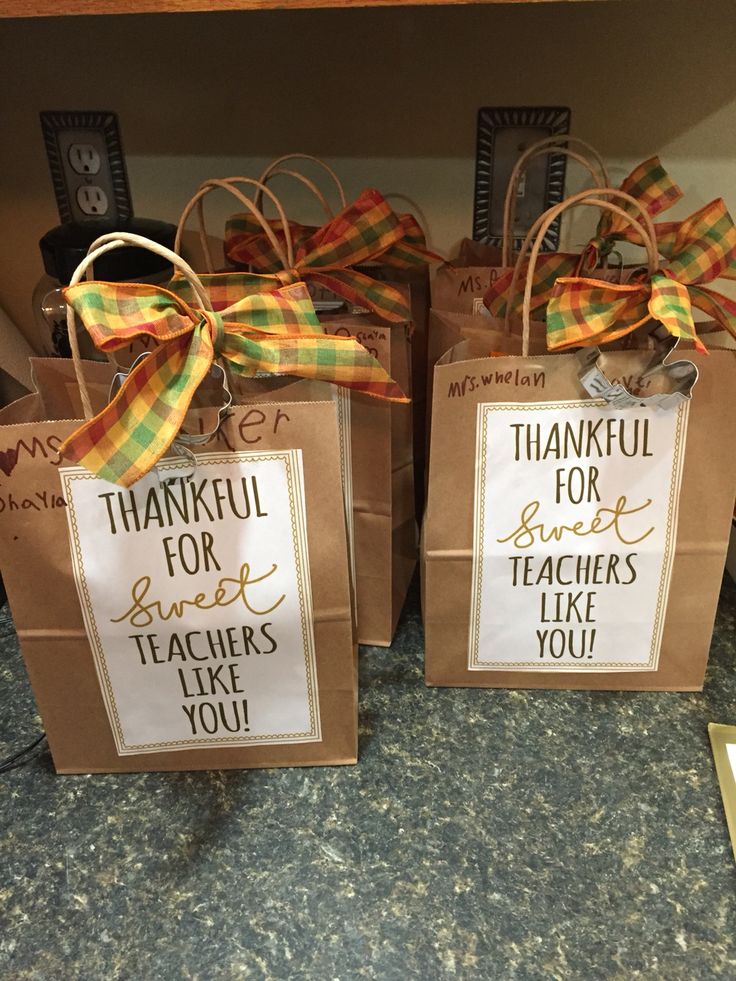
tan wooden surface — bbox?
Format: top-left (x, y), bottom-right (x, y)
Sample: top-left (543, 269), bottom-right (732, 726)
top-left (0, 0), bottom-right (602, 18)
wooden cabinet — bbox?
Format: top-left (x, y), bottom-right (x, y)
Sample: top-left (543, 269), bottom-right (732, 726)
top-left (1, 0), bottom-right (598, 17)
top-left (0, 0), bottom-right (733, 350)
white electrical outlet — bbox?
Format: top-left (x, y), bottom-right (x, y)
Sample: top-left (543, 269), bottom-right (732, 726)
top-left (41, 111), bottom-right (132, 225)
top-left (76, 185), bottom-right (109, 216)
top-left (68, 143), bottom-right (101, 175)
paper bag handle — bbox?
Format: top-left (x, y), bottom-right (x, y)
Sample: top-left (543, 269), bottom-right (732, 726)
top-left (510, 134), bottom-right (609, 185)
top-left (257, 168), bottom-right (334, 220)
top-left (516, 189), bottom-right (697, 404)
top-left (502, 188), bottom-right (657, 350)
top-left (516, 187), bottom-right (658, 355)
top-left (258, 154), bottom-right (347, 211)
top-left (67, 232), bottom-right (213, 421)
top-left (176, 177), bottom-right (294, 271)
top-left (502, 137), bottom-right (609, 266)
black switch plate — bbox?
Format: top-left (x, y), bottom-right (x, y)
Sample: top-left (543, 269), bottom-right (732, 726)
top-left (473, 106), bottom-right (571, 253)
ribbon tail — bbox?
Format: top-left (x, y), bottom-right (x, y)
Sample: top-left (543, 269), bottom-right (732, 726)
top-left (61, 324), bottom-right (214, 487)
top-left (648, 274), bottom-right (705, 354)
top-left (618, 156), bottom-right (683, 218)
top-left (222, 330), bottom-right (408, 402)
top-left (598, 156), bottom-right (683, 242)
top-left (547, 278), bottom-right (651, 351)
top-left (307, 268), bottom-right (411, 323)
top-left (483, 254), bottom-right (579, 318)
top-left (689, 284), bottom-right (736, 340)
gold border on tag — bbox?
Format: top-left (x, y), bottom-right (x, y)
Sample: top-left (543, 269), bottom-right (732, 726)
top-left (709, 723), bottom-right (736, 864)
top-left (61, 449), bottom-right (321, 755)
top-left (468, 399), bottom-right (689, 672)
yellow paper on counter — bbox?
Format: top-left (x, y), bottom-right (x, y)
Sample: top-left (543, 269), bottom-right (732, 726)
top-left (708, 723), bottom-right (736, 863)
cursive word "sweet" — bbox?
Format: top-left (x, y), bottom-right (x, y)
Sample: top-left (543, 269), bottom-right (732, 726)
top-left (111, 562), bottom-right (285, 628)
top-left (496, 496), bottom-right (654, 549)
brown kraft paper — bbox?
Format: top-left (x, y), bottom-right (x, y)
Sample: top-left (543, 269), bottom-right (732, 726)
top-left (430, 240), bottom-right (505, 316)
top-left (322, 311), bottom-right (416, 646)
top-left (357, 264), bottom-right (430, 511)
top-left (0, 359), bottom-right (357, 773)
top-left (424, 308), bottom-right (547, 493)
top-left (422, 334), bottom-right (736, 690)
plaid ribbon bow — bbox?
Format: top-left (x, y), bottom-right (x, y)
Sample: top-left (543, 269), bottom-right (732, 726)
top-left (484, 156), bottom-right (684, 319)
top-left (584, 155), bottom-right (684, 265)
top-left (168, 269), bottom-right (314, 313)
top-left (224, 188), bottom-right (439, 323)
top-left (60, 280), bottom-right (407, 487)
top-left (546, 198), bottom-right (736, 353)
top-left (371, 211), bottom-right (441, 270)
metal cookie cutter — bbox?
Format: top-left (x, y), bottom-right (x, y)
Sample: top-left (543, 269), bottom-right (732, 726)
top-left (109, 352), bottom-right (234, 482)
top-left (577, 321), bottom-right (699, 410)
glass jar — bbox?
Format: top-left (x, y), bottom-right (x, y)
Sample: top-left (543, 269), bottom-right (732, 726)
top-left (33, 218), bottom-right (177, 359)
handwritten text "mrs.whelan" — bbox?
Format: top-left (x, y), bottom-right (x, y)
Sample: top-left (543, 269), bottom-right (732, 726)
top-left (447, 369), bottom-right (546, 398)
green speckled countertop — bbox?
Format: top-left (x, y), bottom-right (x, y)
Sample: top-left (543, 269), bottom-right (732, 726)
top-left (1, 576), bottom-right (735, 980)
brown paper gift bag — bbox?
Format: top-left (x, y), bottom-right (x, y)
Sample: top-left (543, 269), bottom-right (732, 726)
top-left (175, 177), bottom-right (416, 646)
top-left (354, 260), bottom-right (429, 515)
top-left (423, 190), bottom-right (736, 691)
top-left (0, 235), bottom-right (361, 773)
top-left (253, 166), bottom-right (424, 636)
top-left (252, 154), bottom-right (435, 506)
top-left (319, 308), bottom-right (416, 646)
top-left (426, 148), bottom-right (688, 490)
top-left (427, 138), bottom-right (611, 429)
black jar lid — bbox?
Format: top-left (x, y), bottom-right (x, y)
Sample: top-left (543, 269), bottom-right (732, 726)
top-left (40, 218), bottom-right (177, 286)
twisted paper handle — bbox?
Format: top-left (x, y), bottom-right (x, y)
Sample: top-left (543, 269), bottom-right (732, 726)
top-left (67, 231), bottom-right (213, 421)
top-left (504, 188), bottom-right (658, 354)
top-left (176, 177), bottom-right (295, 272)
top-left (502, 136), bottom-right (609, 266)
top-left (259, 154), bottom-right (347, 209)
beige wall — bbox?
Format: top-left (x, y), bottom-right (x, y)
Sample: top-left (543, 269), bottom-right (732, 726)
top-left (1, 0), bottom-right (735, 345)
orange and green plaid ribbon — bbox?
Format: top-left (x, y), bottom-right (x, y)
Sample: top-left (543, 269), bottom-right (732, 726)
top-left (546, 198), bottom-right (736, 354)
top-left (641, 219), bottom-right (736, 281)
top-left (373, 211), bottom-right (441, 270)
top-left (168, 269), bottom-right (304, 312)
top-left (585, 155), bottom-right (684, 264)
top-left (484, 156), bottom-right (684, 319)
top-left (224, 188), bottom-right (439, 322)
top-left (60, 280), bottom-right (407, 487)
top-left (226, 210), bottom-right (436, 273)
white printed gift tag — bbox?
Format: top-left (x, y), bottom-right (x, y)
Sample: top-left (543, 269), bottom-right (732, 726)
top-left (61, 449), bottom-right (321, 754)
top-left (469, 400), bottom-right (689, 671)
